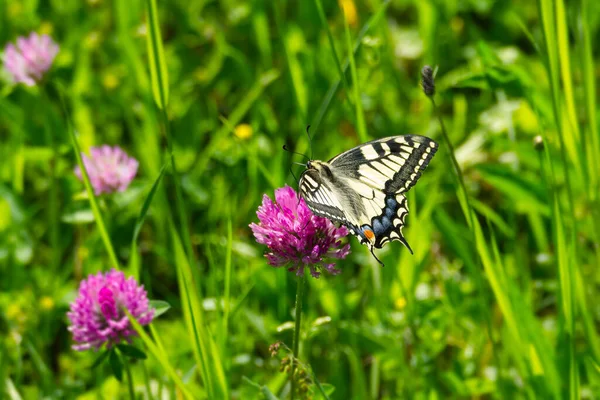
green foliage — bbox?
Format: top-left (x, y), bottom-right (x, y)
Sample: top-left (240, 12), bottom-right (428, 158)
top-left (1, 0), bottom-right (599, 398)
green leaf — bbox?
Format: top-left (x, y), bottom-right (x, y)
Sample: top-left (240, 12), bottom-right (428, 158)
top-left (132, 162), bottom-right (168, 244)
top-left (117, 344), bottom-right (147, 360)
top-left (125, 311), bottom-right (195, 399)
top-left (171, 224), bottom-right (229, 398)
top-left (314, 380), bottom-right (335, 399)
top-left (310, 0), bottom-right (390, 135)
top-left (90, 350), bottom-right (111, 369)
top-left (129, 162), bottom-right (168, 277)
top-left (242, 376), bottom-right (280, 400)
top-left (343, 2), bottom-right (367, 143)
top-left (149, 299), bottom-right (171, 318)
top-left (145, 0), bottom-right (169, 109)
top-left (59, 84), bottom-right (120, 270)
top-left (109, 350), bottom-right (123, 382)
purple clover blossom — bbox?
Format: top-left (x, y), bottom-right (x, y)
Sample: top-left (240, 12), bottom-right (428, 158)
top-left (250, 185), bottom-right (350, 278)
top-left (67, 269), bottom-right (154, 351)
top-left (74, 145), bottom-right (139, 195)
top-left (3, 32), bottom-right (59, 86)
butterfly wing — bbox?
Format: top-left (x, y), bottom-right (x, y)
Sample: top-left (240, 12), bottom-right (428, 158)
top-left (299, 168), bottom-right (348, 225)
top-left (300, 135), bottom-right (438, 256)
top-left (331, 135), bottom-right (438, 252)
top-left (328, 135), bottom-right (438, 194)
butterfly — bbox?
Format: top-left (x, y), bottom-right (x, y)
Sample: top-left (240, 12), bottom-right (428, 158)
top-left (298, 135), bottom-right (438, 265)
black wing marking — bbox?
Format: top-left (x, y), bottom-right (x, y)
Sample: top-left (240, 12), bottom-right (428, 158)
top-left (329, 135), bottom-right (438, 195)
top-left (371, 194), bottom-right (411, 251)
top-left (298, 169), bottom-right (347, 224)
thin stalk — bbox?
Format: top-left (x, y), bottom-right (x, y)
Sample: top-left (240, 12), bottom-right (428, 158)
top-left (313, 0), bottom-right (350, 92)
top-left (124, 359), bottom-right (135, 400)
top-left (41, 90), bottom-right (60, 270)
top-left (343, 7), bottom-right (368, 143)
top-left (58, 86), bottom-right (120, 270)
top-left (430, 98), bottom-right (470, 217)
top-left (145, 0), bottom-right (195, 267)
top-left (310, 0), bottom-right (390, 135)
top-left (161, 109), bottom-right (195, 265)
top-left (426, 92), bottom-right (499, 368)
top-left (290, 272), bottom-right (306, 400)
top-left (142, 361), bottom-right (153, 400)
top-left (221, 219), bottom-right (233, 356)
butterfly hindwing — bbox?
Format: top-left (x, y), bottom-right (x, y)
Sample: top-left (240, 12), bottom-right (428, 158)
top-left (371, 193), bottom-right (410, 250)
top-left (298, 135), bottom-right (437, 261)
top-left (340, 177), bottom-right (412, 251)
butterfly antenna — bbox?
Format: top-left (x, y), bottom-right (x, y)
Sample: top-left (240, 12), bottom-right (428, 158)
top-left (369, 246), bottom-right (385, 267)
top-left (306, 125), bottom-right (314, 160)
top-left (289, 166), bottom-right (300, 185)
top-left (283, 144), bottom-right (311, 162)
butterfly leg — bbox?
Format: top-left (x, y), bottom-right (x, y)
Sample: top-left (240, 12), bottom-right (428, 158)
top-left (369, 245), bottom-right (384, 267)
top-left (358, 225), bottom-right (385, 266)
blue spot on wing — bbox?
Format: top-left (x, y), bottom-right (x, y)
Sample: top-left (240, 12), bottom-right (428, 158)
top-left (381, 216), bottom-right (392, 228)
top-left (372, 219), bottom-right (384, 236)
top-left (385, 204), bottom-right (395, 218)
top-left (386, 197), bottom-right (396, 208)
top-left (370, 194), bottom-right (412, 252)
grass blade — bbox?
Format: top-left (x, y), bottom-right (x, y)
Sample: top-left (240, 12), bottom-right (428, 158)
top-left (129, 161), bottom-right (169, 278)
top-left (273, 1), bottom-right (307, 120)
top-left (310, 0), bottom-right (390, 135)
top-left (195, 70), bottom-right (279, 176)
top-left (581, 0), bottom-right (600, 195)
top-left (145, 0), bottom-right (169, 109)
top-left (342, 2), bottom-right (368, 142)
top-left (61, 87), bottom-right (120, 270)
top-left (220, 219), bottom-right (233, 357)
top-left (126, 312), bottom-right (194, 399)
top-left (313, 0), bottom-right (349, 93)
top-left (171, 224), bottom-right (229, 398)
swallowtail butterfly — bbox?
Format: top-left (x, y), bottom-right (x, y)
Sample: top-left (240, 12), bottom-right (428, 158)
top-left (299, 135), bottom-right (438, 265)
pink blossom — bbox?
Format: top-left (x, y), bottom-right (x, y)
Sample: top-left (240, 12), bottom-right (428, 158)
top-left (3, 32), bottom-right (59, 86)
top-left (74, 145), bottom-right (139, 195)
top-left (67, 269), bottom-right (154, 351)
top-left (250, 185), bottom-right (350, 278)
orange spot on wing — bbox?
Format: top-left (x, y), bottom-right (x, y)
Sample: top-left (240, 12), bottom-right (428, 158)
top-left (363, 229), bottom-right (375, 241)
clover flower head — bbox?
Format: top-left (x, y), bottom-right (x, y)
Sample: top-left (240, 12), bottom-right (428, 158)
top-left (67, 269), bottom-right (154, 351)
top-left (250, 185), bottom-right (350, 278)
top-left (74, 145), bottom-right (139, 195)
top-left (3, 32), bottom-right (59, 86)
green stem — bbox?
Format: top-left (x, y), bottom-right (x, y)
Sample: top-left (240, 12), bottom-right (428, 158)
top-left (428, 96), bottom-right (499, 369)
top-left (124, 359), bottom-right (135, 400)
top-left (57, 84), bottom-right (121, 270)
top-left (290, 272), bottom-right (306, 400)
top-left (343, 7), bottom-right (368, 143)
top-left (41, 88), bottom-right (60, 270)
top-left (142, 361), bottom-right (153, 400)
top-left (161, 108), bottom-right (195, 266)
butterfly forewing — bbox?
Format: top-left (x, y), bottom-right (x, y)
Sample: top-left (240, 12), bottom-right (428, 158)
top-left (329, 135), bottom-right (438, 195)
top-left (299, 169), bottom-right (348, 224)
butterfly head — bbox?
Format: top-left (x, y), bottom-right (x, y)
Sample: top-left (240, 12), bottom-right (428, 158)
top-left (305, 160), bottom-right (334, 181)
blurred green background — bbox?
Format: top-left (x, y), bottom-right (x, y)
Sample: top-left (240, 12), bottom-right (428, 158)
top-left (1, 0), bottom-right (599, 398)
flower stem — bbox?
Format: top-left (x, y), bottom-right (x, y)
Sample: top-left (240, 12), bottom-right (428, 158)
top-left (424, 80), bottom-right (500, 374)
top-left (290, 271), bottom-right (306, 400)
top-left (142, 361), bottom-right (154, 400)
top-left (124, 358), bottom-right (135, 400)
top-left (40, 86), bottom-right (61, 271)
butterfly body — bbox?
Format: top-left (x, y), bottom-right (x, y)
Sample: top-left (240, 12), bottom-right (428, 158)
top-left (299, 135), bottom-right (438, 263)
